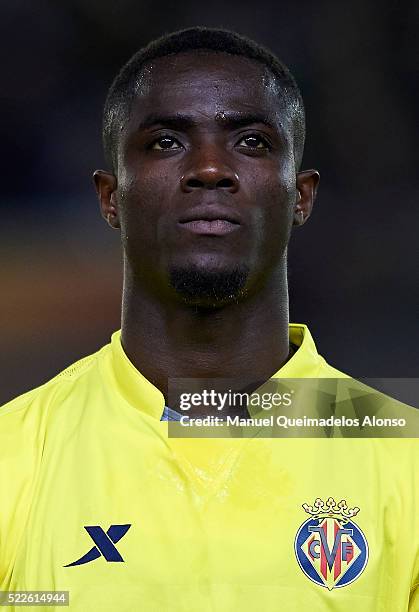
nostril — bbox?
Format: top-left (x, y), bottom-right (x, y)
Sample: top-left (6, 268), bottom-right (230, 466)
top-left (181, 172), bottom-right (239, 192)
top-left (217, 178), bottom-right (234, 188)
top-left (186, 178), bottom-right (204, 188)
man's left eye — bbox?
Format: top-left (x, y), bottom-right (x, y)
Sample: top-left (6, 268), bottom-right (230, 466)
top-left (237, 135), bottom-right (269, 149)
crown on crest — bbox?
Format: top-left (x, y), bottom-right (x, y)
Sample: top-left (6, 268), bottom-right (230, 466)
top-left (302, 497), bottom-right (360, 521)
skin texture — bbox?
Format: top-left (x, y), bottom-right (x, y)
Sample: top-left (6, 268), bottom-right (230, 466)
top-left (94, 52), bottom-right (319, 415)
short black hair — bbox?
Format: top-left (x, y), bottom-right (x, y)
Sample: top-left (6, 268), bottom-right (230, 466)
top-left (103, 27), bottom-right (306, 172)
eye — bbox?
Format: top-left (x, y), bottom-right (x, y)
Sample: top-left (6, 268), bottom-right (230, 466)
top-left (150, 136), bottom-right (182, 151)
top-left (236, 134), bottom-right (270, 150)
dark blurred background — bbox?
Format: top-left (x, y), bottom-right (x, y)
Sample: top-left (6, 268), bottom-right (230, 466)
top-left (1, 0), bottom-right (418, 404)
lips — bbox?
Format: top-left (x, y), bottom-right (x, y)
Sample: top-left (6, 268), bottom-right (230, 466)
top-left (178, 205), bottom-right (242, 235)
top-left (179, 219), bottom-right (240, 236)
top-left (179, 205), bottom-right (241, 236)
top-left (178, 205), bottom-right (241, 225)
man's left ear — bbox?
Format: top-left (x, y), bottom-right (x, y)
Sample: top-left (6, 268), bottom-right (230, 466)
top-left (293, 169), bottom-right (320, 226)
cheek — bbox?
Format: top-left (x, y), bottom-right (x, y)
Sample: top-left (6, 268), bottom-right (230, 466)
top-left (116, 168), bottom-right (178, 272)
top-left (247, 171), bottom-right (295, 260)
top-left (250, 167), bottom-right (295, 222)
top-left (118, 168), bottom-right (162, 229)
top-left (116, 175), bottom-right (158, 254)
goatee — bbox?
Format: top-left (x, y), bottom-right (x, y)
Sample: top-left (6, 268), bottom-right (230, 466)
top-left (169, 265), bottom-right (250, 307)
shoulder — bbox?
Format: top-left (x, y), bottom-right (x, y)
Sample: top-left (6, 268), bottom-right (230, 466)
top-left (317, 357), bottom-right (350, 378)
top-left (0, 343), bottom-right (110, 580)
top-left (0, 348), bottom-right (105, 423)
top-left (0, 342), bottom-right (114, 458)
top-left (308, 342), bottom-right (419, 439)
top-left (0, 342), bottom-right (110, 450)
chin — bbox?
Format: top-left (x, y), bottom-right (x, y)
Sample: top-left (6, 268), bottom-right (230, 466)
top-left (168, 263), bottom-right (250, 308)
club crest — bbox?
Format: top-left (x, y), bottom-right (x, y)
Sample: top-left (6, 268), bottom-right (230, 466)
top-left (294, 497), bottom-right (368, 590)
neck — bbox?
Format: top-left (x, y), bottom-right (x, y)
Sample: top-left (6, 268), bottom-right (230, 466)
top-left (120, 262), bottom-right (291, 406)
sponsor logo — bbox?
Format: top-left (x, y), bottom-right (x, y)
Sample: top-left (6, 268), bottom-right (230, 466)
top-left (64, 524), bottom-right (131, 567)
top-left (295, 497), bottom-right (368, 590)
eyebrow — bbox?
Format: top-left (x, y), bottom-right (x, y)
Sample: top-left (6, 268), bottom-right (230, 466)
top-left (216, 111), bottom-right (278, 131)
top-left (136, 111), bottom-right (279, 133)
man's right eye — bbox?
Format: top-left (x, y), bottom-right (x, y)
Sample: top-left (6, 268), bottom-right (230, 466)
top-left (150, 136), bottom-right (182, 150)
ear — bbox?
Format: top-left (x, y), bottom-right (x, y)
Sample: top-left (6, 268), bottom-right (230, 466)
top-left (293, 169), bottom-right (320, 226)
top-left (93, 170), bottom-right (120, 229)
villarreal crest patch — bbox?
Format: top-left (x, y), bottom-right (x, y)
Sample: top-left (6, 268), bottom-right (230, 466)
top-left (294, 497), bottom-right (368, 590)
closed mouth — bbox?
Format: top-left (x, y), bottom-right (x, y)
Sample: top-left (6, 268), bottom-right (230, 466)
top-left (178, 218), bottom-right (241, 235)
top-left (178, 205), bottom-right (241, 226)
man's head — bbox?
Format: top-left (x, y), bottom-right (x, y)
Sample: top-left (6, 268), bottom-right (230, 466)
top-left (94, 27), bottom-right (319, 308)
top-left (103, 27), bottom-right (306, 173)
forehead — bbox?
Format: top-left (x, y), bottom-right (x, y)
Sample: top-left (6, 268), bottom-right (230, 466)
top-left (127, 52), bottom-right (287, 126)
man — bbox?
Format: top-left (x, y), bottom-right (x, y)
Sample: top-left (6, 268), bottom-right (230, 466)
top-left (1, 27), bottom-right (418, 611)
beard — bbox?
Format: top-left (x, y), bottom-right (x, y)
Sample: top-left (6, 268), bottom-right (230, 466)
top-left (168, 264), bottom-right (250, 308)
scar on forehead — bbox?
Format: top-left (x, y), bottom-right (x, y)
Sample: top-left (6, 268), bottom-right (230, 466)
top-left (215, 111), bottom-right (227, 122)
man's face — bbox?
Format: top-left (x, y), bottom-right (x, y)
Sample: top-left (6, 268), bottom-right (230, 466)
top-left (111, 52), bottom-right (306, 306)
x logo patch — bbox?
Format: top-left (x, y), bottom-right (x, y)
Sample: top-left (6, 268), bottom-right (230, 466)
top-left (64, 524), bottom-right (131, 567)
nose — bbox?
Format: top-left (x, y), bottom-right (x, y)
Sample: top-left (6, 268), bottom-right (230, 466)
top-left (180, 148), bottom-right (239, 193)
